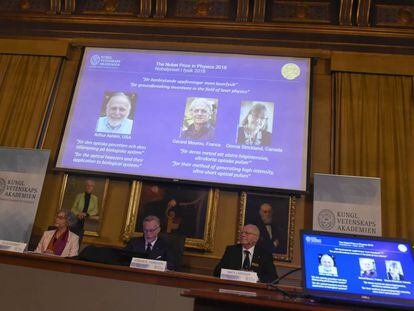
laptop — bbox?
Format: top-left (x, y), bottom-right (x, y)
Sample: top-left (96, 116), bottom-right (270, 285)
top-left (301, 230), bottom-right (414, 309)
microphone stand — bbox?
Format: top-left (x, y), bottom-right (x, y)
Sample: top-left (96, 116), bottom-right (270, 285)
top-left (267, 267), bottom-right (302, 298)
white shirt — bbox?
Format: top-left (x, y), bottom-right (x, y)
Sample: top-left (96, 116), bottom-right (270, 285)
top-left (265, 224), bottom-right (273, 239)
top-left (241, 245), bottom-right (255, 268)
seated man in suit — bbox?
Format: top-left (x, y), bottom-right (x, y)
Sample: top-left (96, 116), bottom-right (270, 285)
top-left (213, 224), bottom-right (277, 283)
top-left (125, 215), bottom-right (176, 270)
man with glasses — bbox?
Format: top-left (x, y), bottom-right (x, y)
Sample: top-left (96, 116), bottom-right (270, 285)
top-left (125, 215), bottom-right (176, 270)
top-left (213, 224), bottom-right (277, 283)
top-left (180, 97), bottom-right (216, 140)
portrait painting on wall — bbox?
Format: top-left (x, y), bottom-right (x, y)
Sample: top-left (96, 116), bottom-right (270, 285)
top-left (237, 192), bottom-right (295, 261)
top-left (58, 174), bottom-right (109, 237)
top-left (123, 181), bottom-right (219, 250)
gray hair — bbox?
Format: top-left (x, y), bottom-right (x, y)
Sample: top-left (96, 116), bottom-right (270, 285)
top-left (241, 102), bottom-right (269, 131)
top-left (58, 209), bottom-right (77, 227)
top-left (143, 215), bottom-right (160, 227)
top-left (243, 224), bottom-right (260, 237)
top-left (107, 92), bottom-right (132, 110)
top-left (85, 179), bottom-right (95, 186)
top-left (189, 98), bottom-right (213, 114)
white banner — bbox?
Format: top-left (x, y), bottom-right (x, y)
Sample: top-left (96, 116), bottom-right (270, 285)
top-left (0, 148), bottom-right (50, 243)
top-left (220, 268), bottom-right (258, 283)
top-left (313, 174), bottom-right (381, 236)
top-left (130, 258), bottom-right (167, 272)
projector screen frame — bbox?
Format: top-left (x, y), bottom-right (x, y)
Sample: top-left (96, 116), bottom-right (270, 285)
top-left (54, 45), bottom-right (314, 195)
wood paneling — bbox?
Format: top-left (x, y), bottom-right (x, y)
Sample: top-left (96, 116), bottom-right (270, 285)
top-left (373, 2), bottom-right (414, 28)
top-left (331, 51), bottom-right (414, 75)
top-left (0, 38), bottom-right (69, 56)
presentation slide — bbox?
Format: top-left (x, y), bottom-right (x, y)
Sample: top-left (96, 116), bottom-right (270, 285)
top-left (302, 233), bottom-right (414, 305)
top-left (57, 48), bottom-right (311, 191)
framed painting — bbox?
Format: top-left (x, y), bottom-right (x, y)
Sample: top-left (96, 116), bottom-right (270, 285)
top-left (237, 192), bottom-right (296, 261)
top-left (123, 181), bottom-right (219, 251)
top-left (58, 174), bottom-right (109, 237)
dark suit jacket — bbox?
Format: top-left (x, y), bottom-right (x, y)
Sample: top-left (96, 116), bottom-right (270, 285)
top-left (125, 237), bottom-right (176, 271)
top-left (213, 244), bottom-right (278, 283)
top-left (254, 218), bottom-right (287, 255)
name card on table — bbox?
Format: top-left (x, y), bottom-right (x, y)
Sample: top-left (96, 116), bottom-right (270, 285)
top-left (130, 257), bottom-right (167, 272)
top-left (0, 240), bottom-right (26, 253)
top-left (220, 268), bottom-right (258, 283)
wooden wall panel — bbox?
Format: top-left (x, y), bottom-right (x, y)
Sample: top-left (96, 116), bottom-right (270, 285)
top-left (0, 0), bottom-right (49, 12)
top-left (373, 2), bottom-right (414, 28)
top-left (167, 0), bottom-right (237, 20)
top-left (331, 51), bottom-right (414, 75)
top-left (75, 0), bottom-right (140, 16)
top-left (0, 38), bottom-right (69, 56)
top-left (266, 0), bottom-right (337, 24)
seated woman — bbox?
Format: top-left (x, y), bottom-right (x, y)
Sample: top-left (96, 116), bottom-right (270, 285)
top-left (35, 210), bottom-right (79, 257)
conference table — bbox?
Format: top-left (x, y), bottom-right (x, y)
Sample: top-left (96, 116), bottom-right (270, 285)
top-left (0, 250), bottom-right (379, 310)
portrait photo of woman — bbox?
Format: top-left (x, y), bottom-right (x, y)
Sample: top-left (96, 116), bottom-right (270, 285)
top-left (236, 101), bottom-right (274, 146)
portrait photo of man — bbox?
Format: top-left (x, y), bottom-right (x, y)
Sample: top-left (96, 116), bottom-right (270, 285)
top-left (318, 253), bottom-right (338, 277)
top-left (180, 97), bottom-right (218, 141)
top-left (359, 258), bottom-right (378, 278)
top-left (237, 101), bottom-right (274, 146)
top-left (96, 92), bottom-right (136, 135)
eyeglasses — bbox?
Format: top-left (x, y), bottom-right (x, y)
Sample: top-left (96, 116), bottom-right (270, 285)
top-left (56, 215), bottom-right (67, 220)
top-left (143, 227), bottom-right (159, 234)
top-left (240, 231), bottom-right (258, 236)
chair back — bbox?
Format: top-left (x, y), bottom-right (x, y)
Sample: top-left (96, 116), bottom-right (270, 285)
top-left (160, 232), bottom-right (186, 271)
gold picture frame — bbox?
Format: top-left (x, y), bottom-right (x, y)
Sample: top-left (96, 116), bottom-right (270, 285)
top-left (237, 192), bottom-right (296, 262)
top-left (58, 174), bottom-right (109, 237)
top-left (123, 181), bottom-right (219, 251)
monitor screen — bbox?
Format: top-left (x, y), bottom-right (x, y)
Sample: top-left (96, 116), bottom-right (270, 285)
top-left (56, 48), bottom-right (311, 191)
top-left (301, 231), bottom-right (414, 309)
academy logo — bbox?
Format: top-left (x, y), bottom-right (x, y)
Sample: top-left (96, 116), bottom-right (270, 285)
top-left (318, 209), bottom-right (335, 230)
top-left (90, 54), bottom-right (101, 66)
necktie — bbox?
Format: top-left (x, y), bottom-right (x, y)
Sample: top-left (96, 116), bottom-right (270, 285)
top-left (242, 250), bottom-right (250, 270)
top-left (146, 243), bottom-right (152, 254)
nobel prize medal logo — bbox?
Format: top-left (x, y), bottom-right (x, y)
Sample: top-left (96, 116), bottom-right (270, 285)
top-left (90, 55), bottom-right (101, 66)
top-left (398, 244), bottom-right (408, 253)
top-left (318, 209), bottom-right (335, 230)
top-left (281, 63), bottom-right (301, 80)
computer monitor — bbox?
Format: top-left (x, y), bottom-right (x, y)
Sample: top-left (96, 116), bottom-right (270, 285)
top-left (301, 230), bottom-right (414, 309)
